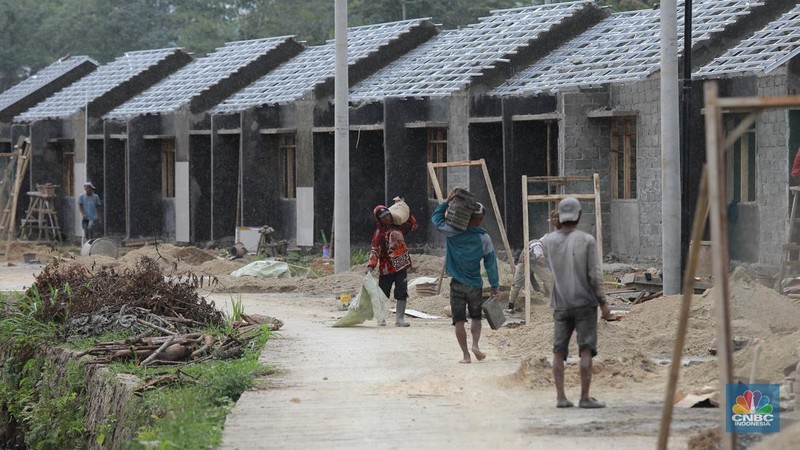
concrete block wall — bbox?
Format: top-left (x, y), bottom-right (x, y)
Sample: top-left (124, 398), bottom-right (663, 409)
top-left (558, 89), bottom-right (611, 254)
top-left (610, 76), bottom-right (662, 260)
top-left (755, 69), bottom-right (791, 266)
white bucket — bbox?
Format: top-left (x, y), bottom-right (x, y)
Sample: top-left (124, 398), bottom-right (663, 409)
top-left (389, 196), bottom-right (410, 225)
top-left (81, 238), bottom-right (119, 259)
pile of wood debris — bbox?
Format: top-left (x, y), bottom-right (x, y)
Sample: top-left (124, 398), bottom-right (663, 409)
top-left (21, 255), bottom-right (283, 366)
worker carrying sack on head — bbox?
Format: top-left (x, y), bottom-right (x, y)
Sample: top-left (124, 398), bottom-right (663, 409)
top-left (366, 200), bottom-right (417, 327)
top-left (388, 196), bottom-right (410, 225)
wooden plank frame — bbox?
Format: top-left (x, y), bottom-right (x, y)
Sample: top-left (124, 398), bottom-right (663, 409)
top-left (427, 159), bottom-right (516, 290)
top-left (521, 174), bottom-right (603, 325)
top-left (656, 87), bottom-right (800, 450)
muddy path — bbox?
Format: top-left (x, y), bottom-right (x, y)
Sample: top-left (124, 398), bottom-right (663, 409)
top-left (216, 293), bottom-right (717, 450)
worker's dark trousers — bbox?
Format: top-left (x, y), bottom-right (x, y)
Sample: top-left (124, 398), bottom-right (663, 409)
top-left (378, 269), bottom-right (408, 301)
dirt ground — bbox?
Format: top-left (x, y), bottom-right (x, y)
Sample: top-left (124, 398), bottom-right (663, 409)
top-left (2, 243), bottom-right (799, 448)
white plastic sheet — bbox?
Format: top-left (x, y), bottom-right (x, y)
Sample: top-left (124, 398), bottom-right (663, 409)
top-left (230, 259), bottom-right (291, 278)
top-left (331, 274), bottom-right (389, 327)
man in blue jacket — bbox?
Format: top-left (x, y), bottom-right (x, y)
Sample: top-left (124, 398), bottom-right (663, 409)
top-left (432, 189), bottom-right (499, 363)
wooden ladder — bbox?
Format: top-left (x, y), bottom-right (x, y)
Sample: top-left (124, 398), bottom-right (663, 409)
top-left (19, 189), bottom-right (62, 242)
top-left (778, 186), bottom-right (800, 293)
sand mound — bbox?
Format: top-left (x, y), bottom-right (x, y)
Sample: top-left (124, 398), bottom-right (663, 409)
top-left (71, 255), bottom-right (124, 272)
top-left (4, 242), bottom-right (66, 264)
top-left (120, 244), bottom-right (219, 274)
top-left (514, 352), bottom-right (663, 390)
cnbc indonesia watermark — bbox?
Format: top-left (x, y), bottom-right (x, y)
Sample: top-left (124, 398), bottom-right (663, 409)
top-left (726, 384), bottom-right (780, 434)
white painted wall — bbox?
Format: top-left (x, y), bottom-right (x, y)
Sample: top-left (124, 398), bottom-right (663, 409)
top-left (175, 161), bottom-right (190, 242)
top-left (296, 187), bottom-right (314, 246)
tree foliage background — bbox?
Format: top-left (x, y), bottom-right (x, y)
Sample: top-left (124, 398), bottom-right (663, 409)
top-left (0, 0), bottom-right (656, 91)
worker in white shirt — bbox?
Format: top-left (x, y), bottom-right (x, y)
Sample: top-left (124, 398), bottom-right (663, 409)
top-left (506, 211), bottom-right (558, 313)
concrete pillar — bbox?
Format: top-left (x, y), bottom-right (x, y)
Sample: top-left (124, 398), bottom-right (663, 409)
top-left (448, 91), bottom-right (470, 190)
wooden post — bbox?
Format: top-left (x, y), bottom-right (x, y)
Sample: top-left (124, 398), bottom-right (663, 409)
top-left (657, 166), bottom-right (709, 450)
top-left (479, 158), bottom-right (515, 269)
top-left (522, 175), bottom-right (531, 325)
top-left (4, 141), bottom-right (29, 261)
top-left (593, 173), bottom-right (603, 263)
top-left (427, 162), bottom-right (444, 202)
top-left (428, 162), bottom-right (446, 294)
top-left (703, 81), bottom-right (736, 450)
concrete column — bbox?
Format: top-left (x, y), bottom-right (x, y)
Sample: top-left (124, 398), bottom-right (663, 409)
top-left (448, 91), bottom-right (470, 190)
top-left (660, 0), bottom-right (681, 294)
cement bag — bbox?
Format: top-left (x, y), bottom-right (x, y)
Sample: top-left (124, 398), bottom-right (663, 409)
top-left (231, 259), bottom-right (291, 279)
top-left (389, 196), bottom-right (410, 225)
top-left (331, 274), bottom-right (389, 327)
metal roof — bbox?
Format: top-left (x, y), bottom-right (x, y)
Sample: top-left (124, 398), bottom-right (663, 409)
top-left (349, 1), bottom-right (597, 102)
top-left (16, 49), bottom-right (183, 122)
top-left (695, 3), bottom-right (800, 78)
top-left (211, 19), bottom-right (432, 113)
top-left (490, 0), bottom-right (766, 97)
top-left (106, 37), bottom-right (294, 119)
top-left (0, 56), bottom-right (96, 117)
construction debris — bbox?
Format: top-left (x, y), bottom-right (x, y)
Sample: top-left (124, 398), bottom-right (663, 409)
top-left (79, 319), bottom-right (269, 367)
top-left (29, 256), bottom-right (223, 330)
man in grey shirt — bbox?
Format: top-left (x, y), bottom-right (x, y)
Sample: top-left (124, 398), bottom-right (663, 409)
top-left (541, 197), bottom-right (611, 409)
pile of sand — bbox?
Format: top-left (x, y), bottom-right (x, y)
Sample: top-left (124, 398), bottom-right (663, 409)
top-left (4, 242), bottom-right (66, 264)
top-left (50, 242), bottom-right (800, 388)
top-left (513, 352), bottom-right (663, 390)
top-left (119, 244), bottom-right (218, 274)
top-left (504, 267), bottom-right (800, 390)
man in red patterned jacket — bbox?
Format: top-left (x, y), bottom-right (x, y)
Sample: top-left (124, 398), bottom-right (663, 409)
top-left (367, 205), bottom-right (418, 327)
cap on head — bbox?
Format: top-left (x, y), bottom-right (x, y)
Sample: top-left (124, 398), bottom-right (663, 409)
top-left (558, 197), bottom-right (581, 222)
top-left (373, 205), bottom-right (391, 220)
top-left (84, 181), bottom-right (95, 189)
top-left (471, 202), bottom-right (486, 217)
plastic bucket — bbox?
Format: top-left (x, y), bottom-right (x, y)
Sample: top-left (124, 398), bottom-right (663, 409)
top-left (81, 238), bottom-right (119, 258)
top-left (322, 245), bottom-right (331, 258)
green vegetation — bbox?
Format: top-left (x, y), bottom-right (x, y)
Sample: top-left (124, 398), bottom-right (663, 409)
top-left (0, 287), bottom-right (274, 449)
top-left (0, 291), bottom-right (59, 352)
top-left (0, 355), bottom-right (87, 449)
top-left (124, 326), bottom-right (272, 449)
top-left (350, 248), bottom-right (370, 266)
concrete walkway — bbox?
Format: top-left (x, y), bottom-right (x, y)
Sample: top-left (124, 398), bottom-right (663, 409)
top-left (218, 294), bottom-right (714, 450)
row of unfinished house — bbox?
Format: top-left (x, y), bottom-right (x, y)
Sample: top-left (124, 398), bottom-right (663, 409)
top-left (0, 0), bottom-right (798, 267)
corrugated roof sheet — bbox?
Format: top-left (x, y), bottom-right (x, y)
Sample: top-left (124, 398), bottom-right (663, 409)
top-left (212, 19), bottom-right (431, 113)
top-left (0, 56), bottom-right (96, 116)
top-left (106, 37), bottom-right (293, 119)
top-left (695, 3), bottom-right (800, 78)
top-left (490, 0), bottom-right (765, 96)
top-left (349, 1), bottom-right (596, 102)
top-left (16, 49), bottom-right (182, 122)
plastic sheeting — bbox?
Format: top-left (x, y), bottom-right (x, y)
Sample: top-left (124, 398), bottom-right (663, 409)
top-left (331, 274), bottom-right (389, 327)
top-left (230, 259), bottom-right (291, 278)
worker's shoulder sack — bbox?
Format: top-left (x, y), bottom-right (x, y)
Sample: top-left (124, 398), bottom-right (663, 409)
top-left (482, 296), bottom-right (506, 330)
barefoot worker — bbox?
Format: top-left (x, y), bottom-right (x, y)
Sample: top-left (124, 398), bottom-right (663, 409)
top-left (432, 188), bottom-right (499, 363)
top-left (541, 197), bottom-right (611, 408)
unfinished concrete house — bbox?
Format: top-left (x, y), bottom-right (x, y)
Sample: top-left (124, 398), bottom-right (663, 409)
top-left (0, 56), bottom-right (97, 154)
top-left (11, 49), bottom-right (192, 240)
top-left (348, 1), bottom-right (607, 247)
top-left (488, 0), bottom-right (792, 260)
top-left (103, 37), bottom-right (304, 243)
top-left (209, 19), bottom-right (437, 247)
top-left (694, 3), bottom-right (800, 267)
